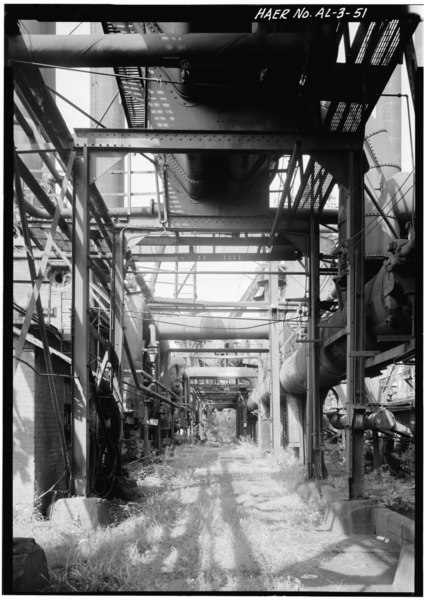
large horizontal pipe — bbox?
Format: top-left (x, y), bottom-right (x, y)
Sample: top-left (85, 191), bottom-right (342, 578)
top-left (9, 33), bottom-right (307, 68)
top-left (325, 409), bottom-right (412, 437)
top-left (185, 367), bottom-right (258, 379)
top-left (154, 315), bottom-right (270, 340)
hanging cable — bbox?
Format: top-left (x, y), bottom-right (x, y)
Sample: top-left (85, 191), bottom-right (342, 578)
top-left (13, 356), bottom-right (78, 378)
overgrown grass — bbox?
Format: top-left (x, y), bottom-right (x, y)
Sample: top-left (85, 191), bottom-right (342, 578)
top-left (13, 443), bottom-right (330, 592)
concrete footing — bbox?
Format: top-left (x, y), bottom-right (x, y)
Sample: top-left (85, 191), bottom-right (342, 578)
top-left (373, 506), bottom-right (415, 546)
top-left (49, 497), bottom-right (111, 529)
top-left (13, 537), bottom-right (49, 593)
top-left (319, 484), bottom-right (416, 592)
top-left (392, 543), bottom-right (415, 593)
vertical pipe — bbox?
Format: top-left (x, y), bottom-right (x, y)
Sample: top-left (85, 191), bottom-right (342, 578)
top-left (175, 258), bottom-right (179, 298)
top-left (143, 401), bottom-right (150, 461)
top-left (193, 260), bottom-right (197, 301)
top-left (286, 393), bottom-right (305, 463)
top-left (257, 378), bottom-right (264, 451)
top-left (72, 148), bottom-right (90, 495)
top-left (346, 148), bottom-right (366, 499)
top-left (170, 410), bottom-right (175, 445)
top-left (269, 261), bottom-right (282, 453)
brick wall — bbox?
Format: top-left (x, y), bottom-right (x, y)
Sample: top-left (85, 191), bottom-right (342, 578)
top-left (13, 346), bottom-right (36, 515)
top-left (34, 350), bottom-right (70, 512)
top-left (13, 334), bottom-right (70, 515)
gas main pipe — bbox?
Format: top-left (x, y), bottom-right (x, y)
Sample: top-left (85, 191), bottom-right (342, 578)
top-left (153, 314), bottom-right (270, 340)
top-left (9, 33), bottom-right (312, 68)
top-left (325, 408), bottom-right (412, 437)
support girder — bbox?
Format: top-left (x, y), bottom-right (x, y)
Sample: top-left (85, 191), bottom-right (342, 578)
top-left (74, 129), bottom-right (363, 154)
top-left (130, 250), bottom-right (303, 262)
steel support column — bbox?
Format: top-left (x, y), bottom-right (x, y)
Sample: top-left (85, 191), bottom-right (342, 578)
top-left (72, 149), bottom-right (91, 495)
top-left (346, 148), bottom-right (366, 499)
top-left (269, 261), bottom-right (282, 453)
top-left (308, 212), bottom-right (323, 477)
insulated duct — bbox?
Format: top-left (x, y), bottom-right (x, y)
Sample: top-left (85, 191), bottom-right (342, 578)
top-left (184, 366), bottom-right (258, 379)
top-left (154, 315), bottom-right (269, 340)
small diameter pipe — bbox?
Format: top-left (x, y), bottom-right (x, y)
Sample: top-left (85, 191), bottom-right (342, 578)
top-left (124, 367), bottom-right (180, 401)
top-left (123, 381), bottom-right (190, 411)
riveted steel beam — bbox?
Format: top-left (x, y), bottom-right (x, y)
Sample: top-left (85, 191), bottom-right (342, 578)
top-left (130, 251), bottom-right (302, 262)
top-left (129, 236), bottom-right (272, 247)
top-left (74, 129), bottom-right (363, 153)
top-left (107, 212), bottom-right (337, 232)
top-left (169, 348), bottom-right (269, 354)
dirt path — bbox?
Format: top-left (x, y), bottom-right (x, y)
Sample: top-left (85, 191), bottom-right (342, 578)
top-left (132, 445), bottom-right (400, 593)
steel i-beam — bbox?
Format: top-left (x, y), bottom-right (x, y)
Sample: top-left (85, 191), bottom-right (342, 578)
top-left (72, 148), bottom-right (91, 496)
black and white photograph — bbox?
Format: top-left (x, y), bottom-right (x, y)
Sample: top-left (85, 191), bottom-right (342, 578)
top-left (4, 2), bottom-right (423, 595)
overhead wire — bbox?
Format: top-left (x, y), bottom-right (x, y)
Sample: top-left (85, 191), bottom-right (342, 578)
top-left (122, 311), bottom-right (305, 329)
top-left (68, 22), bottom-right (84, 36)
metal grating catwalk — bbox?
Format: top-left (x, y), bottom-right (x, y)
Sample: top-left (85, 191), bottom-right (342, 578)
top-left (101, 16), bottom-right (415, 215)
